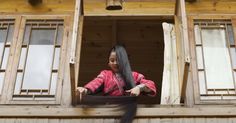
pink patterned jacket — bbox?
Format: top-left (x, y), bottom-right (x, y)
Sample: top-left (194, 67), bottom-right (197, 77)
top-left (84, 70), bottom-right (157, 96)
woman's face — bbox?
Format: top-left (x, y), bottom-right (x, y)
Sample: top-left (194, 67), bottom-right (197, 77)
top-left (108, 51), bottom-right (119, 73)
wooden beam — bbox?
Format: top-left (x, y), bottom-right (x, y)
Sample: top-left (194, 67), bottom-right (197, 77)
top-left (1, 107), bottom-right (236, 117)
top-left (84, 1), bottom-right (175, 16)
top-left (106, 0), bottom-right (122, 10)
top-left (70, 0), bottom-right (83, 64)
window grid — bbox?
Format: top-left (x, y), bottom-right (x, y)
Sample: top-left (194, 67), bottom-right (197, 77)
top-left (194, 19), bottom-right (236, 100)
top-left (0, 19), bottom-right (14, 95)
top-left (13, 19), bottom-right (63, 100)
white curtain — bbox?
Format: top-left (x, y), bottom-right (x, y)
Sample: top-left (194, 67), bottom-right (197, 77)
top-left (161, 22), bottom-right (180, 104)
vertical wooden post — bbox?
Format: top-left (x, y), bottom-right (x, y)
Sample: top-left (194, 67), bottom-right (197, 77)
top-left (70, 0), bottom-right (83, 106)
top-left (174, 0), bottom-right (192, 106)
top-left (106, 0), bottom-right (123, 10)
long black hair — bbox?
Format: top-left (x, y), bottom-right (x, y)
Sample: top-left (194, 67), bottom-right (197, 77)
top-left (110, 45), bottom-right (135, 90)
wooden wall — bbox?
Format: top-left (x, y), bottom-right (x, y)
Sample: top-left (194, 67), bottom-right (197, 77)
top-left (186, 0), bottom-right (236, 15)
top-left (1, 118), bottom-right (236, 123)
top-left (0, 0), bottom-right (74, 14)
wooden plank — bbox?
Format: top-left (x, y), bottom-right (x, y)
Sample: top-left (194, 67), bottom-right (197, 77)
top-left (186, 1), bottom-right (236, 14)
top-left (0, 0), bottom-right (74, 14)
top-left (1, 107), bottom-right (236, 117)
top-left (84, 1), bottom-right (175, 16)
top-left (174, 0), bottom-right (191, 105)
top-left (70, 0), bottom-right (83, 64)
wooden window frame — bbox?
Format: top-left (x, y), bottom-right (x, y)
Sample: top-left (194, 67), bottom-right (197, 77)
top-left (189, 15), bottom-right (236, 104)
top-left (0, 15), bottom-right (70, 105)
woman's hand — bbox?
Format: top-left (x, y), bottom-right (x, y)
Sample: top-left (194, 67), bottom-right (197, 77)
top-left (76, 87), bottom-right (88, 101)
top-left (125, 86), bottom-right (141, 96)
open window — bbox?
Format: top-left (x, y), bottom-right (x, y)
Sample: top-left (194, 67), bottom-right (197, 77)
top-left (70, 0), bottom-right (190, 106)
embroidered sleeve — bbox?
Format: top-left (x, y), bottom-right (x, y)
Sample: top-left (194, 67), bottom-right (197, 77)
top-left (133, 72), bottom-right (157, 97)
top-left (84, 70), bottom-right (106, 93)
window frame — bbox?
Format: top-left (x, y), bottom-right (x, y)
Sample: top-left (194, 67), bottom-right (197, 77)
top-left (189, 15), bottom-right (236, 104)
top-left (0, 15), bottom-right (69, 105)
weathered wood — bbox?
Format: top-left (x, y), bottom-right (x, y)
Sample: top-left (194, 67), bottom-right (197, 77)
top-left (70, 63), bottom-right (76, 106)
top-left (84, 1), bottom-right (175, 16)
top-left (70, 0), bottom-right (83, 64)
top-left (174, 0), bottom-right (191, 105)
top-left (1, 107), bottom-right (236, 117)
top-left (0, 0), bottom-right (74, 14)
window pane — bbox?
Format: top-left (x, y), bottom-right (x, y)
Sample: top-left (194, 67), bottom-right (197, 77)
top-left (50, 72), bottom-right (58, 95)
top-left (196, 46), bottom-right (204, 69)
top-left (202, 29), bottom-right (234, 89)
top-left (194, 25), bottom-right (202, 45)
top-left (0, 28), bottom-right (7, 43)
top-left (56, 25), bottom-right (63, 45)
top-left (22, 29), bottom-right (55, 89)
top-left (53, 48), bottom-right (60, 69)
top-left (198, 71), bottom-right (206, 94)
top-left (18, 48), bottom-right (27, 69)
top-left (30, 29), bottom-right (55, 45)
top-left (14, 72), bottom-right (23, 94)
top-left (23, 25), bottom-right (31, 44)
top-left (6, 24), bottom-right (14, 44)
top-left (22, 45), bottom-right (54, 89)
top-left (227, 25), bottom-right (235, 46)
top-left (1, 47), bottom-right (9, 69)
top-left (0, 72), bottom-right (5, 94)
top-left (230, 48), bottom-right (236, 69)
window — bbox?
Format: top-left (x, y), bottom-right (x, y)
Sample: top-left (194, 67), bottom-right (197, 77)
top-left (13, 19), bottom-right (64, 101)
top-left (193, 19), bottom-right (236, 102)
top-left (0, 16), bottom-right (69, 104)
top-left (0, 19), bottom-right (14, 95)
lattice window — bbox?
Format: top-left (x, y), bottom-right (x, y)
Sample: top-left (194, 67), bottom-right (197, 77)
top-left (0, 19), bottom-right (14, 95)
top-left (13, 19), bottom-right (64, 100)
top-left (194, 19), bottom-right (236, 100)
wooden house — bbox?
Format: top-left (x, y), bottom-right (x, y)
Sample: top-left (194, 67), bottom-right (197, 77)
top-left (0, 0), bottom-right (236, 122)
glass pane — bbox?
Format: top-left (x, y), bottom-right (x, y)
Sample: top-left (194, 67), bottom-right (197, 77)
top-left (198, 71), bottom-right (206, 94)
top-left (196, 46), bottom-right (204, 69)
top-left (0, 28), bottom-right (7, 43)
top-left (50, 73), bottom-right (58, 95)
top-left (1, 47), bottom-right (9, 69)
top-left (0, 43), bottom-right (4, 63)
top-left (23, 25), bottom-right (31, 44)
top-left (56, 25), bottom-right (63, 45)
top-left (22, 45), bottom-right (54, 89)
top-left (14, 72), bottom-right (23, 94)
top-left (194, 25), bottom-right (202, 45)
top-left (53, 48), bottom-right (60, 69)
top-left (202, 28), bottom-right (234, 89)
top-left (230, 48), bottom-right (236, 69)
top-left (0, 72), bottom-right (5, 95)
top-left (227, 25), bottom-right (235, 46)
top-left (6, 24), bottom-right (14, 44)
top-left (30, 29), bottom-right (55, 45)
top-left (18, 48), bottom-right (27, 69)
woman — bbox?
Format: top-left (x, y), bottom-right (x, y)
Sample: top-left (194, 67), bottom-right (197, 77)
top-left (77, 45), bottom-right (157, 98)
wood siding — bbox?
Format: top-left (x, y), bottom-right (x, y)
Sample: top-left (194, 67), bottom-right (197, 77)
top-left (0, 118), bottom-right (236, 123)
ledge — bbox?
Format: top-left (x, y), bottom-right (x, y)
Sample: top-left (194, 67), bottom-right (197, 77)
top-left (1, 107), bottom-right (236, 118)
